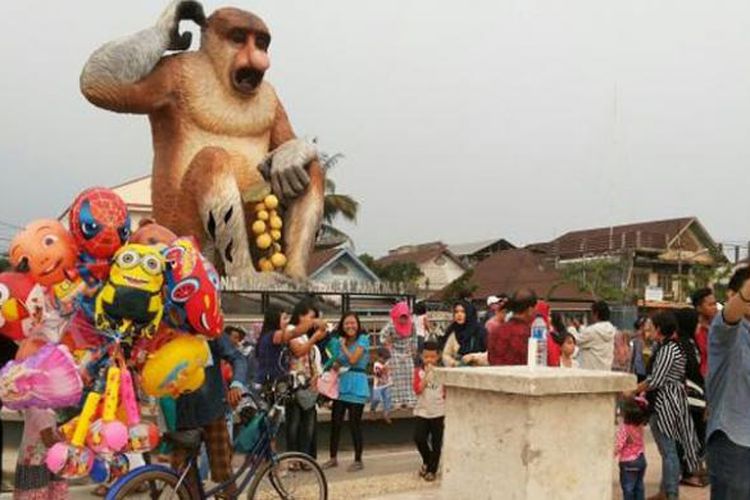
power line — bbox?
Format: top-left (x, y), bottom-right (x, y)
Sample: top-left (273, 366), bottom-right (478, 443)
top-left (0, 220), bottom-right (22, 230)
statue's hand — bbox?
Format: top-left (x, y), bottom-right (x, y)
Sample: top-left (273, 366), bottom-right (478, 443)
top-left (156, 0), bottom-right (206, 52)
top-left (258, 139), bottom-right (318, 202)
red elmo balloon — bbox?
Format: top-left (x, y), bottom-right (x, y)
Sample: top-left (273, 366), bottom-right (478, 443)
top-left (69, 188), bottom-right (131, 260)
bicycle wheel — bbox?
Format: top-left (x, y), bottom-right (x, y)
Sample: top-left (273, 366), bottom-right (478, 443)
top-left (107, 467), bottom-right (192, 500)
top-left (247, 452), bottom-right (328, 500)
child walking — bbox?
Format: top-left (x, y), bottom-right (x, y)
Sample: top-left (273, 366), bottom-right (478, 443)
top-left (412, 341), bottom-right (445, 482)
top-left (615, 396), bottom-right (649, 500)
top-left (370, 348), bottom-right (393, 423)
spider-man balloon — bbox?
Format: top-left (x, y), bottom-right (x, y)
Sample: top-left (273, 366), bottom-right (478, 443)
top-left (69, 188), bottom-right (131, 260)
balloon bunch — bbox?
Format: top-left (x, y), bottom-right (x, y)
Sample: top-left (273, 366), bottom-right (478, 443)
top-left (0, 186), bottom-right (228, 481)
top-left (46, 355), bottom-right (159, 481)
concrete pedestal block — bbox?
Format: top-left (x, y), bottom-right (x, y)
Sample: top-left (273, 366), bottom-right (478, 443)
top-left (434, 367), bottom-right (635, 500)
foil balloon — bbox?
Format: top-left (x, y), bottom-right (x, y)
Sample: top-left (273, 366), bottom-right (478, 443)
top-left (120, 367), bottom-right (160, 453)
top-left (46, 391), bottom-right (100, 478)
top-left (129, 219), bottom-right (177, 247)
top-left (68, 187), bottom-right (131, 284)
top-left (0, 272), bottom-right (37, 341)
top-left (9, 219), bottom-right (78, 287)
top-left (141, 334), bottom-right (209, 398)
top-left (0, 271), bottom-right (64, 343)
top-left (0, 343), bottom-right (83, 410)
top-left (90, 454), bottom-right (129, 484)
top-left (94, 244), bottom-right (165, 338)
top-left (87, 366), bottom-right (128, 454)
top-left (163, 237), bottom-right (224, 337)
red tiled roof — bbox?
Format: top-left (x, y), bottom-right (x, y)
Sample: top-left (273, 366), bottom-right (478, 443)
top-left (306, 248), bottom-right (341, 275)
top-left (465, 249), bottom-right (594, 302)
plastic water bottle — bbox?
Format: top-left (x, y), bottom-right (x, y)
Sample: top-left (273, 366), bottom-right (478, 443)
top-left (529, 316), bottom-right (548, 367)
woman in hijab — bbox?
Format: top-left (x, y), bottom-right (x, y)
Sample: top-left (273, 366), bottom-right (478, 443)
top-left (441, 301), bottom-right (488, 367)
top-left (379, 302), bottom-right (418, 408)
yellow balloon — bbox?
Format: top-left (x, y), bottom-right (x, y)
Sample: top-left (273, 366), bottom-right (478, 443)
top-left (271, 230), bottom-right (282, 242)
top-left (141, 335), bottom-right (210, 398)
top-left (259, 258), bottom-right (274, 272)
top-left (257, 210), bottom-right (269, 222)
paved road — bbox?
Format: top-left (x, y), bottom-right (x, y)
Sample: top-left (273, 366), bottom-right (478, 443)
top-left (1, 431), bottom-right (710, 499)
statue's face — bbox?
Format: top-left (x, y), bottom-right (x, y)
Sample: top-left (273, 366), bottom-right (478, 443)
top-left (203, 8), bottom-right (271, 97)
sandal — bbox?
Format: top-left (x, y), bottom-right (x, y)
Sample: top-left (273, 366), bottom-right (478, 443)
top-left (91, 485), bottom-right (109, 497)
top-left (424, 472), bottom-right (436, 482)
top-left (347, 461), bottom-right (364, 472)
top-left (419, 464), bottom-right (428, 478)
top-left (681, 476), bottom-right (707, 488)
top-left (320, 459), bottom-right (338, 469)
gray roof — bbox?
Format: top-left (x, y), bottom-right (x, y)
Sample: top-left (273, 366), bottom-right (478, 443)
top-left (447, 239), bottom-right (509, 257)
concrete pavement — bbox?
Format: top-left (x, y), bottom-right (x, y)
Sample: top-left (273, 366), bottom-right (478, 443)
top-left (1, 430), bottom-right (711, 499)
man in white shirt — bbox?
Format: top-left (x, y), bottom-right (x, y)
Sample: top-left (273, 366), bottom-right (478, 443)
top-left (576, 301), bottom-right (616, 371)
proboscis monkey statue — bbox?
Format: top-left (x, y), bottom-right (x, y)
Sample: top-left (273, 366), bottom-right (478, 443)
top-left (80, 0), bottom-right (324, 280)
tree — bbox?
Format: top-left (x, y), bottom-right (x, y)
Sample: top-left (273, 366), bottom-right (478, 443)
top-left (0, 255), bottom-right (10, 272)
top-left (559, 258), bottom-right (631, 303)
top-left (316, 150), bottom-right (360, 248)
top-left (359, 253), bottom-right (424, 285)
top-left (441, 270), bottom-right (478, 303)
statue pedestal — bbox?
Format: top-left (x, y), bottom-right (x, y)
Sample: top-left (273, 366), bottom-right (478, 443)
top-left (434, 367), bottom-right (635, 500)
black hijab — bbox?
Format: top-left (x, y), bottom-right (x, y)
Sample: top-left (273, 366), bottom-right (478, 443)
top-left (445, 300), bottom-right (486, 355)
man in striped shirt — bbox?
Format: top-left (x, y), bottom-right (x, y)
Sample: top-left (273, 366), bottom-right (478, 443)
top-left (706, 266), bottom-right (750, 500)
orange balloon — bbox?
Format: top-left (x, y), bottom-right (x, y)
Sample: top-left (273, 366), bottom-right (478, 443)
top-left (9, 220), bottom-right (78, 287)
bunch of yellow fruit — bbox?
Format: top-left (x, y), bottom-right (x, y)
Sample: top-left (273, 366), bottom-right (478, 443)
top-left (251, 194), bottom-right (287, 272)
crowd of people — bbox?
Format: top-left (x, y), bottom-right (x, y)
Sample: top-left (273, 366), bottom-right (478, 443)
top-left (4, 265), bottom-right (750, 499)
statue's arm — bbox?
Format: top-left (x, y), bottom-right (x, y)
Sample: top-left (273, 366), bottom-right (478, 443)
top-left (80, 0), bottom-right (205, 113)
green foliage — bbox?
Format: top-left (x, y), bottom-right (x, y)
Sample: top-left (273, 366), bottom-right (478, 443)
top-left (560, 258), bottom-right (631, 303)
top-left (316, 151), bottom-right (360, 247)
top-left (359, 254), bottom-right (424, 285)
top-left (441, 270), bottom-right (478, 303)
top-left (679, 264), bottom-right (733, 303)
top-left (0, 256), bottom-right (10, 272)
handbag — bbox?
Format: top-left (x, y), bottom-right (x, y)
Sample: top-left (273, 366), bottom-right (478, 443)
top-left (293, 349), bottom-right (320, 410)
top-left (317, 370), bottom-right (339, 400)
top-left (295, 388), bottom-right (318, 411)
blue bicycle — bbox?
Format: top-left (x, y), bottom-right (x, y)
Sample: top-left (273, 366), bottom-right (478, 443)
top-left (105, 378), bottom-right (328, 499)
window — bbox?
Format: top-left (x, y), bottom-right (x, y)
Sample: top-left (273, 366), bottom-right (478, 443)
top-left (631, 271), bottom-right (649, 295)
top-left (658, 274), bottom-right (673, 294)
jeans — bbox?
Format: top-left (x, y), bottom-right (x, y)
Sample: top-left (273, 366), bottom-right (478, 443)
top-left (371, 386), bottom-right (393, 413)
top-left (286, 401), bottom-right (317, 459)
top-left (650, 418), bottom-right (680, 498)
top-left (619, 453), bottom-right (646, 500)
top-left (707, 430), bottom-right (750, 500)
top-left (330, 400), bottom-right (365, 461)
top-left (414, 417), bottom-right (444, 474)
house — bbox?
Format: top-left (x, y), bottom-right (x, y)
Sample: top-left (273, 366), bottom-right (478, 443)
top-left (377, 242), bottom-right (468, 297)
top-left (60, 175), bottom-right (153, 228)
top-left (307, 247), bottom-right (380, 287)
top-left (527, 217), bottom-right (727, 305)
top-left (456, 248), bottom-right (595, 312)
top-left (447, 238), bottom-right (516, 267)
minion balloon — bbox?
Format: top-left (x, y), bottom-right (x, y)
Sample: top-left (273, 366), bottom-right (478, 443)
top-left (95, 245), bottom-right (165, 339)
